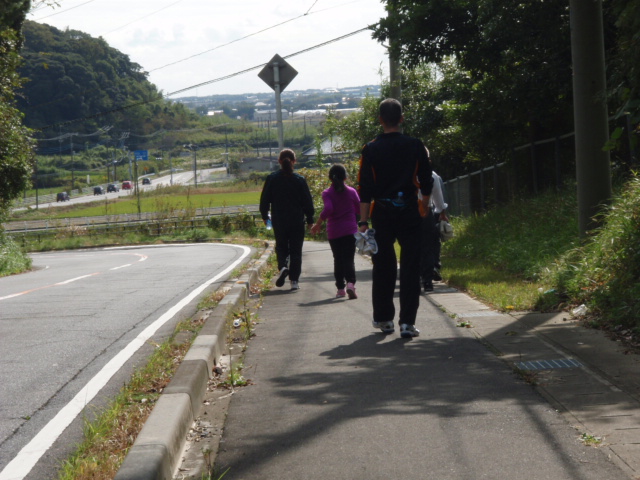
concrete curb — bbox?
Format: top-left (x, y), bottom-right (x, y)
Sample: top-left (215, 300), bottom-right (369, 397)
top-left (115, 242), bottom-right (273, 480)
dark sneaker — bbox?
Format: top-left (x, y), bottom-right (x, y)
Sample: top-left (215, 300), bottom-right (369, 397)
top-left (400, 324), bottom-right (420, 338)
top-left (372, 320), bottom-right (395, 334)
top-left (433, 268), bottom-right (442, 281)
top-left (346, 282), bottom-right (357, 299)
top-left (423, 281), bottom-right (434, 293)
top-left (275, 267), bottom-right (289, 287)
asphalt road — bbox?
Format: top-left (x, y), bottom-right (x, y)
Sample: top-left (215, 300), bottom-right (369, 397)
top-left (16, 166), bottom-right (227, 212)
top-left (0, 243), bottom-right (252, 480)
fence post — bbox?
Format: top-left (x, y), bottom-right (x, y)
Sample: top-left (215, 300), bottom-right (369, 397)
top-left (480, 168), bottom-right (485, 211)
top-left (554, 137), bottom-right (562, 191)
top-left (493, 165), bottom-right (499, 205)
top-left (530, 142), bottom-right (538, 194)
top-left (626, 113), bottom-right (638, 167)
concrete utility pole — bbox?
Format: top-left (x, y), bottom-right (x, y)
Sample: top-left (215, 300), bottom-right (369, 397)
top-left (388, 1), bottom-right (402, 102)
top-left (570, 0), bottom-right (612, 236)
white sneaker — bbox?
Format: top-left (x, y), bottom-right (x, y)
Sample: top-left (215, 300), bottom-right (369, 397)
top-left (400, 324), bottom-right (420, 338)
top-left (372, 320), bottom-right (394, 334)
top-left (290, 280), bottom-right (300, 290)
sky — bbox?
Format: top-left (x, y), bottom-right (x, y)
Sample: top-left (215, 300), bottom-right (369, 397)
top-left (28, 0), bottom-right (390, 99)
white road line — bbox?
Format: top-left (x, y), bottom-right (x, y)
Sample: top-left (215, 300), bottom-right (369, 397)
top-left (1, 253), bottom-right (148, 302)
top-left (55, 274), bottom-right (99, 285)
top-left (110, 264), bottom-right (132, 271)
top-left (0, 244), bottom-right (251, 480)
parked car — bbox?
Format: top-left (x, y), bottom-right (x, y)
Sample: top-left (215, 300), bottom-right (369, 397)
top-left (142, 178), bottom-right (151, 185)
top-left (107, 183), bottom-right (120, 192)
top-left (121, 181), bottom-right (133, 190)
top-left (56, 192), bottom-right (70, 202)
top-left (93, 186), bottom-right (105, 195)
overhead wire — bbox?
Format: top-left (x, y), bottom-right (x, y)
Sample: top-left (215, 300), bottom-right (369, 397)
top-left (33, 25), bottom-right (376, 132)
top-left (33, 0), bottom-right (101, 20)
top-left (23, 0), bottom-right (364, 113)
top-left (99, 0), bottom-right (188, 36)
top-left (147, 0), bottom-right (363, 73)
top-left (165, 26), bottom-right (372, 97)
top-left (305, 0), bottom-right (320, 15)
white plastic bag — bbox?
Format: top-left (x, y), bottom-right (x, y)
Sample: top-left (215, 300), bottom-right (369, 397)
top-left (439, 221), bottom-right (454, 241)
top-left (355, 229), bottom-right (378, 255)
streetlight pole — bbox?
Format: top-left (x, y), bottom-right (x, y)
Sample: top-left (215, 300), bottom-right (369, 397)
top-left (184, 144), bottom-right (198, 187)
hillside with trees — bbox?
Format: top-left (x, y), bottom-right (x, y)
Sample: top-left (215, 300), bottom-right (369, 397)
top-left (17, 20), bottom-right (196, 136)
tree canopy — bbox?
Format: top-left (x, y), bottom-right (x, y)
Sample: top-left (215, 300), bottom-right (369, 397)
top-left (0, 1), bottom-right (33, 221)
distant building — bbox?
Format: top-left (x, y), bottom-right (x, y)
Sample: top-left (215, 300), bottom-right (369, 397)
top-left (253, 109), bottom-right (290, 122)
top-left (299, 137), bottom-right (353, 165)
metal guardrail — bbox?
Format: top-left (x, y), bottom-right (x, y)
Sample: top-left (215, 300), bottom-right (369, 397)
top-left (3, 205), bottom-right (261, 233)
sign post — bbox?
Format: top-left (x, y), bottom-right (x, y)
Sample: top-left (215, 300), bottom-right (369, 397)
top-left (258, 54), bottom-right (297, 152)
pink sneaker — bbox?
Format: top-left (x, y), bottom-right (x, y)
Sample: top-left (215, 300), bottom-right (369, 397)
top-left (336, 289), bottom-right (346, 298)
top-left (346, 283), bottom-right (357, 299)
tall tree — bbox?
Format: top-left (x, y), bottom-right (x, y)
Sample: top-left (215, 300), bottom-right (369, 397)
top-left (0, 1), bottom-right (34, 222)
top-left (374, 0), bottom-right (575, 160)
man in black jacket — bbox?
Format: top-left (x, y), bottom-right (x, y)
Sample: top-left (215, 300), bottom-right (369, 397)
top-left (357, 99), bottom-right (433, 338)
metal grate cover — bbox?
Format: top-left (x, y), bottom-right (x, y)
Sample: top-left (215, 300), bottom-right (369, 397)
top-left (516, 358), bottom-right (583, 371)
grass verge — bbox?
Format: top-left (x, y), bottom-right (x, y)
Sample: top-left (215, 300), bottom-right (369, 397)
top-left (442, 173), bottom-right (640, 340)
top-left (55, 316), bottom-right (203, 480)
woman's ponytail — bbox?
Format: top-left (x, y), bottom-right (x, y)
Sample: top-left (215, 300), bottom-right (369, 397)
top-left (278, 148), bottom-right (296, 175)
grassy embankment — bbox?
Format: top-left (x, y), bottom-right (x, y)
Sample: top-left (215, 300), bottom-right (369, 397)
top-left (3, 187), bottom-right (262, 254)
top-left (442, 174), bottom-right (640, 335)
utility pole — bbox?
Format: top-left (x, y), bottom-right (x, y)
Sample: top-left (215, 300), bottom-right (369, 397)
top-left (388, 1), bottom-right (402, 103)
top-left (193, 147), bottom-right (197, 188)
top-left (570, 0), bottom-right (612, 235)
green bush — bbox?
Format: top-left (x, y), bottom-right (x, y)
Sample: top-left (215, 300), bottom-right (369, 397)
top-left (547, 174), bottom-right (640, 331)
top-left (186, 228), bottom-right (210, 242)
top-left (0, 234), bottom-right (32, 277)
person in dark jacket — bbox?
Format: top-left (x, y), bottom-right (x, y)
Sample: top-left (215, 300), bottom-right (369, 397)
top-left (357, 98), bottom-right (433, 338)
top-left (260, 148), bottom-right (315, 290)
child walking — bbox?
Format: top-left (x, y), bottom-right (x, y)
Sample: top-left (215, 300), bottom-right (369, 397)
top-left (311, 164), bottom-right (361, 299)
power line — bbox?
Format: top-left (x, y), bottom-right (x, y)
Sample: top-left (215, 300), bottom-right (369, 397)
top-left (33, 26), bottom-right (376, 131)
top-left (100, 0), bottom-right (188, 36)
top-left (148, 0), bottom-right (362, 73)
top-left (33, 0), bottom-right (101, 20)
top-left (305, 0), bottom-right (320, 15)
top-left (165, 26), bottom-right (373, 97)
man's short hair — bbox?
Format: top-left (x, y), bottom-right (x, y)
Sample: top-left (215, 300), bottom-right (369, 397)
top-left (379, 98), bottom-right (403, 127)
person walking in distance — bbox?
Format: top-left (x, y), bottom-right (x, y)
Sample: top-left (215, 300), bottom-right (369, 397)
top-left (420, 163), bottom-right (449, 292)
top-left (260, 148), bottom-right (315, 291)
top-left (311, 164), bottom-right (361, 299)
top-left (357, 98), bottom-right (433, 338)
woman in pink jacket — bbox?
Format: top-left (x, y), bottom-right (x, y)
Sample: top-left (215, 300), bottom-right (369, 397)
top-left (311, 164), bottom-right (361, 299)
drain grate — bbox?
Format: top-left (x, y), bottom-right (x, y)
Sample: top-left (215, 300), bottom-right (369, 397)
top-left (516, 358), bottom-right (583, 371)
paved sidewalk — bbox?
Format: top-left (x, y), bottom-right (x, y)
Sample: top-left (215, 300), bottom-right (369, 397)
top-left (209, 241), bottom-right (638, 480)
top-left (429, 286), bottom-right (640, 477)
